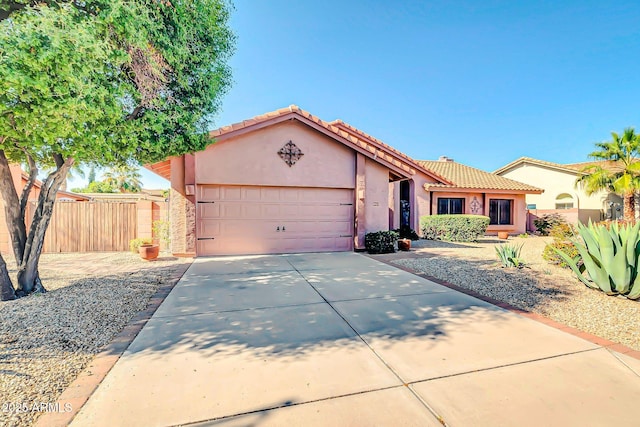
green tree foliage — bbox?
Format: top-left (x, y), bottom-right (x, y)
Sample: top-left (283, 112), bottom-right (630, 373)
top-left (103, 164), bottom-right (143, 193)
top-left (71, 181), bottom-right (117, 194)
top-left (0, 0), bottom-right (235, 299)
top-left (576, 128), bottom-right (640, 222)
top-left (87, 166), bottom-right (96, 184)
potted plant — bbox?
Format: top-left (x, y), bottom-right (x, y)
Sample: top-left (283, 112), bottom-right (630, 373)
top-left (398, 238), bottom-right (411, 251)
top-left (139, 243), bottom-right (160, 261)
top-left (497, 231), bottom-right (509, 240)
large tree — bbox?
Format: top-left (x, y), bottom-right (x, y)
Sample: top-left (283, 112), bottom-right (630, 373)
top-left (576, 128), bottom-right (640, 221)
top-left (0, 0), bottom-right (235, 300)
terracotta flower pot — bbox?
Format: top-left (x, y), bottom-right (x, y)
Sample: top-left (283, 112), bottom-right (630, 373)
top-left (398, 239), bottom-right (411, 251)
top-left (497, 231), bottom-right (509, 240)
top-left (139, 244), bottom-right (159, 261)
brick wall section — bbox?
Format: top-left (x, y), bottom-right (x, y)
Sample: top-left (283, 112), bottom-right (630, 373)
top-left (185, 197), bottom-right (196, 253)
top-left (169, 188), bottom-right (187, 254)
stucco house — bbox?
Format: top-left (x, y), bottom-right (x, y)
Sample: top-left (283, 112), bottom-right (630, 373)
top-left (494, 157), bottom-right (625, 226)
top-left (147, 106), bottom-right (542, 256)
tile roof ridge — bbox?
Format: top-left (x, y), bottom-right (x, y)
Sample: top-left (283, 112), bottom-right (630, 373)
top-left (330, 120), bottom-right (453, 184)
top-left (417, 159), bottom-right (543, 192)
top-left (493, 156), bottom-right (582, 175)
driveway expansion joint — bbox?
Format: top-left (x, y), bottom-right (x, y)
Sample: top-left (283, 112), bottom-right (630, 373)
top-left (170, 384), bottom-right (406, 427)
top-left (151, 300), bottom-right (327, 318)
top-left (407, 347), bottom-right (604, 385)
top-left (284, 257), bottom-right (449, 427)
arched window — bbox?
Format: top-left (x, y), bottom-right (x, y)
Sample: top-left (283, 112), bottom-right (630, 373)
top-left (555, 193), bottom-right (574, 209)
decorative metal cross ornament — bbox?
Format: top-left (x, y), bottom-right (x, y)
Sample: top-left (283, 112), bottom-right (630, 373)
top-left (470, 196), bottom-right (482, 214)
top-left (277, 141), bottom-right (304, 167)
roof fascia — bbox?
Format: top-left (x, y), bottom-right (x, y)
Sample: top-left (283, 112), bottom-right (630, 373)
top-left (425, 185), bottom-right (543, 195)
top-left (211, 112), bottom-right (415, 179)
top-left (332, 122), bottom-right (453, 185)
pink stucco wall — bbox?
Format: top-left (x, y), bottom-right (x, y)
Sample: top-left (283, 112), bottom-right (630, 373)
top-left (364, 158), bottom-right (390, 233)
top-left (389, 172), bottom-right (439, 234)
top-left (195, 120), bottom-right (356, 189)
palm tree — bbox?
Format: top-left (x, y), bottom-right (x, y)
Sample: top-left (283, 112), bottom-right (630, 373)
top-left (576, 128), bottom-right (640, 221)
top-left (103, 164), bottom-right (143, 193)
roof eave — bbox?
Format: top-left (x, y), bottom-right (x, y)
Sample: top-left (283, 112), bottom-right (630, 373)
top-left (424, 184), bottom-right (543, 195)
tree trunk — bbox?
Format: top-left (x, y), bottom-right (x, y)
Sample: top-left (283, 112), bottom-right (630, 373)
top-left (0, 255), bottom-right (15, 301)
top-left (16, 156), bottom-right (72, 295)
top-left (0, 151), bottom-right (29, 265)
top-left (0, 149), bottom-right (73, 297)
top-left (624, 192), bottom-right (636, 222)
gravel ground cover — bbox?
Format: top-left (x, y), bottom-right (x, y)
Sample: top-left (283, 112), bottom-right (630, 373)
top-left (389, 236), bottom-right (640, 352)
top-left (0, 252), bottom-right (192, 427)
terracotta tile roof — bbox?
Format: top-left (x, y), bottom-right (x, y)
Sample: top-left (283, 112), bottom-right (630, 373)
top-left (493, 157), bottom-right (582, 175)
top-left (494, 156), bottom-right (638, 176)
top-left (564, 160), bottom-right (634, 173)
top-left (418, 159), bottom-right (543, 193)
top-left (328, 120), bottom-right (453, 184)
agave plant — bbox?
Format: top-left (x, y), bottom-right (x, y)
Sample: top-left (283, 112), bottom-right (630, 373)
top-left (496, 243), bottom-right (524, 268)
top-left (552, 221), bottom-right (640, 299)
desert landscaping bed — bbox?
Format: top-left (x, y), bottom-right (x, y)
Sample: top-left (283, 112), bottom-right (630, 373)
top-left (388, 236), bottom-right (640, 352)
top-left (0, 253), bottom-right (192, 427)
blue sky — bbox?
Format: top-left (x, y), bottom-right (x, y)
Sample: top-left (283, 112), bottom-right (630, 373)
top-left (130, 0), bottom-right (640, 188)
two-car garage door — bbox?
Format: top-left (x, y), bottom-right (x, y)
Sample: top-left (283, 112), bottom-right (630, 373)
top-left (196, 185), bottom-right (354, 255)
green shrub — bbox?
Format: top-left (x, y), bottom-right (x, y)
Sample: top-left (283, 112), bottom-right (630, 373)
top-left (152, 220), bottom-right (170, 247)
top-left (393, 226), bottom-right (420, 240)
top-left (365, 230), bottom-right (399, 254)
top-left (533, 213), bottom-right (566, 236)
top-left (543, 241), bottom-right (579, 268)
top-left (542, 222), bottom-right (578, 268)
top-left (496, 243), bottom-right (524, 268)
top-left (552, 221), bottom-right (640, 299)
top-left (129, 238), bottom-right (152, 253)
top-left (420, 215), bottom-right (489, 242)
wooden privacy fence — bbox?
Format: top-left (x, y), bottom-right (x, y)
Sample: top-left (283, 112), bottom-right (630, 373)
top-left (27, 201), bottom-right (138, 252)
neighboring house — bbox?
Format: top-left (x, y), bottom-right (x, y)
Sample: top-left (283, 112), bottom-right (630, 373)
top-left (494, 157), bottom-right (624, 228)
top-left (146, 106), bottom-right (541, 256)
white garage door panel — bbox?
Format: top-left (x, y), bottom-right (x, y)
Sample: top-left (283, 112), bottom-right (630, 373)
top-left (196, 185), bottom-right (354, 255)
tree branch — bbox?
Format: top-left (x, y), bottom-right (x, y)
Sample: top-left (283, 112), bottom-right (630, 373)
top-left (0, 150), bottom-right (27, 264)
top-left (19, 150), bottom-right (37, 222)
top-left (126, 105), bottom-right (146, 121)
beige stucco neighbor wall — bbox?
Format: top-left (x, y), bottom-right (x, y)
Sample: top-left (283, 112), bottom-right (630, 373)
top-left (499, 163), bottom-right (609, 212)
top-left (195, 121), bottom-right (356, 189)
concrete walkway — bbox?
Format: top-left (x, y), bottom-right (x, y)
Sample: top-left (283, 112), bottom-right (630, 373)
top-left (72, 253), bottom-right (640, 426)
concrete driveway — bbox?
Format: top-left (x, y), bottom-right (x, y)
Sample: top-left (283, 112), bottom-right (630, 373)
top-left (72, 252), bottom-right (640, 426)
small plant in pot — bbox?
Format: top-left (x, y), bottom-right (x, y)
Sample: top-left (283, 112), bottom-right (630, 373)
top-left (138, 243), bottom-right (160, 261)
top-left (397, 238), bottom-right (411, 251)
top-left (130, 238), bottom-right (159, 261)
